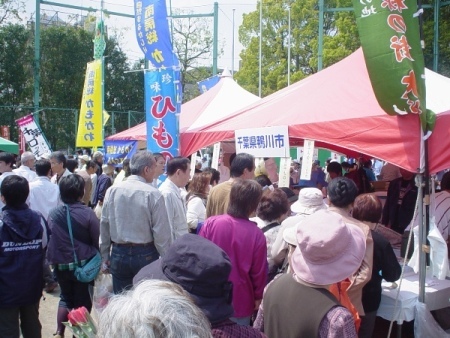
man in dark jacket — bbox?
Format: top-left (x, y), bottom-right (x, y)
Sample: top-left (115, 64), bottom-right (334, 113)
top-left (382, 168), bottom-right (418, 234)
top-left (0, 175), bottom-right (50, 338)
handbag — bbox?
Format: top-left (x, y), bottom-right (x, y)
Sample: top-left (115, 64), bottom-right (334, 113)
top-left (65, 204), bottom-right (101, 283)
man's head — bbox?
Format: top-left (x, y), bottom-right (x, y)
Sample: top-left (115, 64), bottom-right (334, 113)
top-left (441, 172), bottom-right (450, 191)
top-left (59, 174), bottom-right (85, 204)
top-left (400, 168), bottom-right (415, 181)
top-left (49, 151), bottom-right (66, 176)
top-left (227, 178), bottom-right (262, 218)
top-left (85, 161), bottom-right (97, 175)
top-left (102, 164), bottom-right (115, 177)
top-left (35, 159), bottom-right (52, 177)
top-left (1, 175), bottom-right (29, 208)
top-left (153, 153), bottom-right (166, 177)
top-left (327, 162), bottom-right (343, 180)
top-left (92, 151), bottom-right (104, 164)
top-left (166, 157), bottom-right (191, 188)
top-left (20, 151), bottom-right (35, 169)
top-left (130, 150), bottom-right (156, 183)
top-left (230, 153), bottom-right (255, 179)
top-left (133, 234), bottom-right (233, 324)
top-left (0, 152), bottom-right (15, 174)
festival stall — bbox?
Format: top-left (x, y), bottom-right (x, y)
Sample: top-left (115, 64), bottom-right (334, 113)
top-left (180, 48), bottom-right (450, 174)
top-left (105, 73), bottom-right (260, 164)
top-left (0, 137), bottom-right (19, 154)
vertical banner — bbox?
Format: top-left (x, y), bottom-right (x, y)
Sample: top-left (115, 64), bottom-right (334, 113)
top-left (134, 0), bottom-right (179, 69)
top-left (198, 75), bottom-right (220, 93)
top-left (104, 140), bottom-right (138, 167)
top-left (300, 139), bottom-right (315, 181)
top-left (76, 60), bottom-right (103, 148)
top-left (16, 114), bottom-right (52, 158)
top-left (352, 0), bottom-right (435, 132)
top-left (145, 69), bottom-right (179, 159)
top-left (0, 126), bottom-right (10, 140)
top-left (211, 142), bottom-right (221, 170)
top-left (190, 154), bottom-right (197, 179)
top-left (278, 157), bottom-right (291, 188)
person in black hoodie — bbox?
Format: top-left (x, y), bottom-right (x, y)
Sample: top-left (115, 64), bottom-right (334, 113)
top-left (0, 175), bottom-right (50, 338)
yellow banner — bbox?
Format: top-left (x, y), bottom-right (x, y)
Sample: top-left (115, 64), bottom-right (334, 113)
top-left (76, 60), bottom-right (103, 148)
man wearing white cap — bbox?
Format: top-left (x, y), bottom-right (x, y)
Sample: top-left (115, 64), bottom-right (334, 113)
top-left (271, 188), bottom-right (327, 268)
top-left (262, 209), bottom-right (365, 338)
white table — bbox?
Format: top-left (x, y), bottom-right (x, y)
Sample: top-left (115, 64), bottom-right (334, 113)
top-left (378, 269), bottom-right (450, 325)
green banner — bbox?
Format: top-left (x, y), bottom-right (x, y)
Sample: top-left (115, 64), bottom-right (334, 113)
top-left (352, 0), bottom-right (435, 132)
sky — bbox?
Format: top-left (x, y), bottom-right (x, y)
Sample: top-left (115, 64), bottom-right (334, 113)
top-left (25, 0), bottom-right (258, 70)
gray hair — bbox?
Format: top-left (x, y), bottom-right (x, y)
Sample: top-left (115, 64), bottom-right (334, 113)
top-left (98, 280), bottom-right (212, 338)
top-left (92, 151), bottom-right (103, 160)
top-left (102, 164), bottom-right (114, 175)
top-left (130, 150), bottom-right (155, 176)
top-left (21, 151), bottom-right (35, 163)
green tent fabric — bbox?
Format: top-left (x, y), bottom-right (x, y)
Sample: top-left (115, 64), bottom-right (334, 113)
top-left (0, 137), bottom-right (19, 154)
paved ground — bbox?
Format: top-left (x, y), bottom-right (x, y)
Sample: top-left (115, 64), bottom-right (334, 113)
top-left (39, 288), bottom-right (60, 337)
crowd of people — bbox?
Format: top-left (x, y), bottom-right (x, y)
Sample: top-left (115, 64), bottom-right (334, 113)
top-left (1, 148), bottom-right (449, 337)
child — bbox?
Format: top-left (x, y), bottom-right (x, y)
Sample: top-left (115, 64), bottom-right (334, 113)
top-left (0, 175), bottom-right (49, 338)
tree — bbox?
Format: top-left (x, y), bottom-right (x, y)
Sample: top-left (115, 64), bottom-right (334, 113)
top-left (236, 0), bottom-right (359, 97)
top-left (0, 0), bottom-right (24, 25)
top-left (0, 24), bottom-right (34, 140)
top-left (172, 11), bottom-right (223, 102)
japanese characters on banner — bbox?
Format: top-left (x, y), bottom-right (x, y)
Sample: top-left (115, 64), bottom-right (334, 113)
top-left (211, 142), bottom-right (221, 170)
top-left (300, 139), bottom-right (315, 181)
top-left (352, 0), bottom-right (435, 133)
top-left (76, 60), bottom-right (103, 148)
top-left (104, 140), bottom-right (138, 167)
top-left (16, 114), bottom-right (52, 158)
top-left (145, 69), bottom-right (180, 159)
top-left (133, 0), bottom-right (179, 69)
top-left (198, 75), bottom-right (220, 93)
top-left (278, 157), bottom-right (291, 188)
top-left (235, 126), bottom-right (290, 158)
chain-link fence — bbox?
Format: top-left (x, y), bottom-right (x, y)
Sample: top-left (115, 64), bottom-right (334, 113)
top-left (0, 105), bottom-right (145, 153)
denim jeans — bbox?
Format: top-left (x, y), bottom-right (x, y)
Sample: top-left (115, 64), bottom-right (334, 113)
top-left (0, 302), bottom-right (41, 338)
top-left (110, 244), bottom-right (158, 294)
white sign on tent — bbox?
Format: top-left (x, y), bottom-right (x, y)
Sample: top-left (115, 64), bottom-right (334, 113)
top-left (235, 126), bottom-right (289, 158)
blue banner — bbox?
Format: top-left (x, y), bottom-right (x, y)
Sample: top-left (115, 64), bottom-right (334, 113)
top-left (198, 75), bottom-right (220, 93)
top-left (145, 69), bottom-right (180, 160)
top-left (104, 140), bottom-right (138, 167)
top-left (134, 0), bottom-right (179, 69)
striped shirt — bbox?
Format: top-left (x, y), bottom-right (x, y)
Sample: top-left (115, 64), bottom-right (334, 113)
top-left (434, 191), bottom-right (450, 241)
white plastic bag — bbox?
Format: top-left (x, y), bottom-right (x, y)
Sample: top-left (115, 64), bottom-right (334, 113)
top-left (93, 273), bottom-right (113, 315)
top-left (415, 302), bottom-right (450, 338)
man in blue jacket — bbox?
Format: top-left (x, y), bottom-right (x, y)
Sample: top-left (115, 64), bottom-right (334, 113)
top-left (0, 175), bottom-right (50, 338)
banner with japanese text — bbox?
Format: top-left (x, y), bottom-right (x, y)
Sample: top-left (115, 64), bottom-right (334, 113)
top-left (76, 60), bottom-right (103, 148)
top-left (134, 0), bottom-right (179, 69)
top-left (145, 69), bottom-right (180, 159)
top-left (198, 75), bottom-right (220, 93)
top-left (235, 126), bottom-right (289, 158)
top-left (16, 114), bottom-right (51, 158)
top-left (104, 140), bottom-right (138, 167)
top-left (352, 0), bottom-right (435, 132)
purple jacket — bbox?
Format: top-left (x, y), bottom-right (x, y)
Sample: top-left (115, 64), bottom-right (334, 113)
top-left (200, 214), bottom-right (267, 318)
top-left (47, 203), bottom-right (99, 265)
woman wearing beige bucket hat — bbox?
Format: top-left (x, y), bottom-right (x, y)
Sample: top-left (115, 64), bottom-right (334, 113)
top-left (261, 209), bottom-right (365, 338)
top-left (270, 188), bottom-right (327, 269)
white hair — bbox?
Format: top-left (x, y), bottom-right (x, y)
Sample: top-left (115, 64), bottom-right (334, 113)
top-left (97, 280), bottom-right (212, 338)
top-left (21, 151), bottom-right (35, 163)
top-left (102, 164), bottom-right (114, 175)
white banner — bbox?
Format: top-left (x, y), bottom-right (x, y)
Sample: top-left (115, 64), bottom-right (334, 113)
top-left (300, 139), bottom-right (315, 180)
top-left (278, 157), bottom-right (291, 188)
top-left (15, 114), bottom-right (51, 158)
top-left (235, 126), bottom-right (289, 158)
top-left (211, 142), bottom-right (221, 170)
top-left (190, 154), bottom-right (197, 179)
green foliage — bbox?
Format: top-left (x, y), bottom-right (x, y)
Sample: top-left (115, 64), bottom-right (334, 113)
top-left (0, 0), bottom-right (24, 25)
top-left (236, 0), bottom-right (360, 96)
